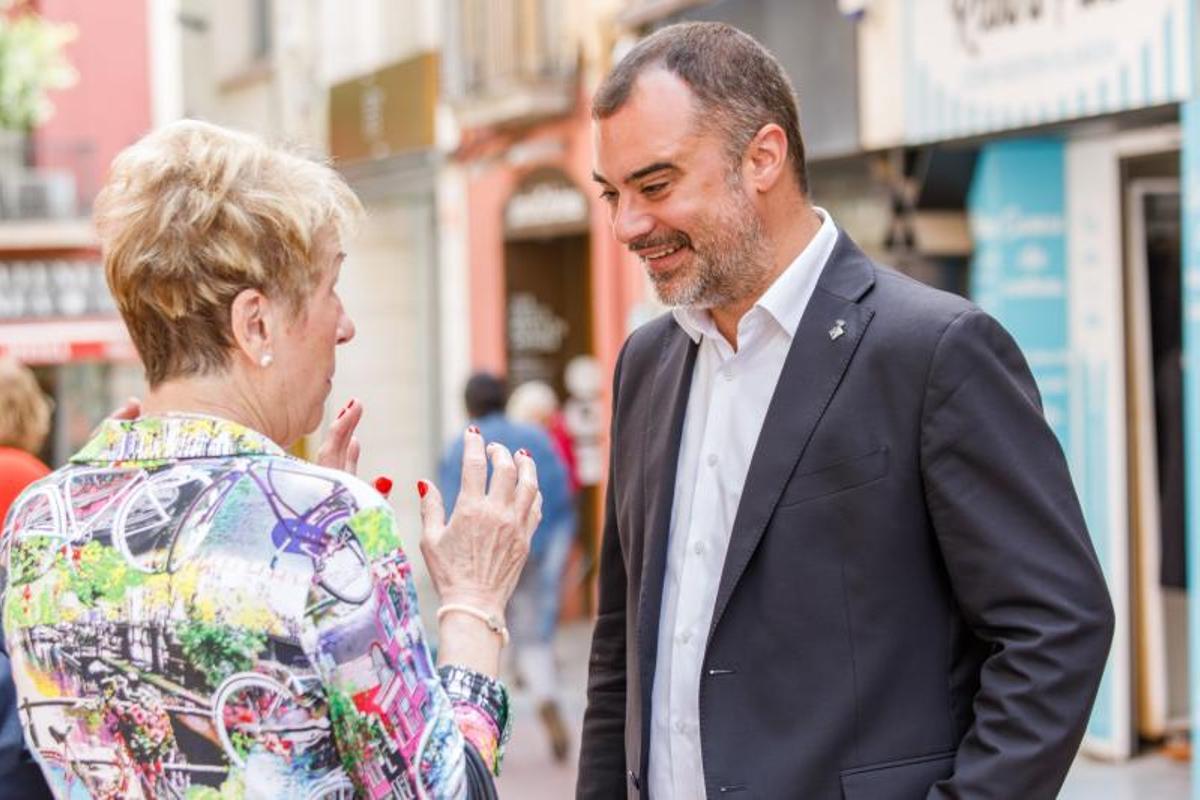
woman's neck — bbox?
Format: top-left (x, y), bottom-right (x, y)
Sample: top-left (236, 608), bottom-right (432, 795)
top-left (141, 373), bottom-right (280, 443)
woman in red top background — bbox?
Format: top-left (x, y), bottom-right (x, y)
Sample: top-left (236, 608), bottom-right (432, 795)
top-left (0, 357), bottom-right (51, 525)
top-left (0, 355), bottom-right (53, 799)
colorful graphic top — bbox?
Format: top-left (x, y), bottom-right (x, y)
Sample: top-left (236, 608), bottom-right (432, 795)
top-left (0, 414), bottom-right (509, 800)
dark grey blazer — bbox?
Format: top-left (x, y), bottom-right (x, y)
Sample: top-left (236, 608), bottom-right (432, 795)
top-left (577, 231), bottom-right (1114, 800)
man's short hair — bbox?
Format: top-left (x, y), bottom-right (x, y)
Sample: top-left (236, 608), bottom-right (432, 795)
top-left (93, 120), bottom-right (362, 387)
top-left (464, 372), bottom-right (507, 419)
top-left (593, 21), bottom-right (807, 194)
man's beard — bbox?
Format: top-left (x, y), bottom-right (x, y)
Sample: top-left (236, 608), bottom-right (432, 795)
top-left (639, 181), bottom-right (771, 310)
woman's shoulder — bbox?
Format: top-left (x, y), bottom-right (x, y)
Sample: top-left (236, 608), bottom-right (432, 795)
top-left (261, 455), bottom-right (390, 511)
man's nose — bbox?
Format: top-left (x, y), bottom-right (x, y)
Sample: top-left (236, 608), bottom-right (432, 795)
top-left (613, 199), bottom-right (655, 245)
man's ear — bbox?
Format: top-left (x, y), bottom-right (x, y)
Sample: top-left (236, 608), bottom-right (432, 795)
top-left (743, 122), bottom-right (789, 194)
top-left (229, 288), bottom-right (274, 367)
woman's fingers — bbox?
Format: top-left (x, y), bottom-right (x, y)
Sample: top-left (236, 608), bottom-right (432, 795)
top-left (512, 449), bottom-right (539, 520)
top-left (486, 443), bottom-right (517, 503)
top-left (418, 479), bottom-right (446, 542)
top-left (317, 398), bottom-right (362, 470)
top-left (459, 427), bottom-right (488, 497)
top-left (524, 491), bottom-right (544, 540)
top-left (346, 436), bottom-right (361, 475)
top-left (108, 396), bottom-right (142, 421)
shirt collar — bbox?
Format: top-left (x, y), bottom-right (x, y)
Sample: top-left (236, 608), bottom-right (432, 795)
top-left (71, 414), bottom-right (286, 466)
top-left (672, 207), bottom-right (839, 343)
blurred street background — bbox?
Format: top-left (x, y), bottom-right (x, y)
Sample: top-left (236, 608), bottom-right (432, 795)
top-left (2, 0), bottom-right (1200, 796)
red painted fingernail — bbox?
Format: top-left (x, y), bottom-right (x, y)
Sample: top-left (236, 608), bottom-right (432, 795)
top-left (416, 480), bottom-right (429, 498)
top-left (467, 425), bottom-right (480, 435)
top-left (516, 448), bottom-right (529, 457)
top-left (374, 476), bottom-right (394, 497)
top-left (336, 407), bottom-right (347, 420)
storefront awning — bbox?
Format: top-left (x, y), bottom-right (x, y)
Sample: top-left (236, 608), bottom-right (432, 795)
top-left (0, 317), bottom-right (137, 364)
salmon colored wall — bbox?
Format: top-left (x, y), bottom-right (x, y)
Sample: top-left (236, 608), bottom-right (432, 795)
top-left (463, 91), bottom-right (645, 413)
top-left (32, 0), bottom-right (152, 200)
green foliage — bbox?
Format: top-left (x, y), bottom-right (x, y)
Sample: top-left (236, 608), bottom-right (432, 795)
top-left (177, 621), bottom-right (267, 691)
top-left (7, 535), bottom-right (51, 586)
top-left (185, 773), bottom-right (246, 800)
top-left (66, 540), bottom-right (144, 608)
top-left (0, 3), bottom-right (77, 131)
top-left (347, 506), bottom-right (400, 561)
top-left (327, 687), bottom-right (376, 776)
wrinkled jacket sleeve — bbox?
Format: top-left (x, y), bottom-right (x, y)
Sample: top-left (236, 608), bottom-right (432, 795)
top-left (577, 343), bottom-right (631, 799)
top-left (921, 310), bottom-right (1115, 799)
top-left (305, 500), bottom-right (508, 800)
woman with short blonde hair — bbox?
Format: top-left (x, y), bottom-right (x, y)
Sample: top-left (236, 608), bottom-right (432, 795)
top-left (1, 120), bottom-right (538, 799)
top-left (0, 357), bottom-right (51, 455)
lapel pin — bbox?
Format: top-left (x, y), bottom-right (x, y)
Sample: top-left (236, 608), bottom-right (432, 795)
top-left (828, 319), bottom-right (846, 341)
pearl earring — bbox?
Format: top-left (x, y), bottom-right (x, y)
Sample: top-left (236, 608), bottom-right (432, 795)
top-left (260, 353), bottom-right (273, 368)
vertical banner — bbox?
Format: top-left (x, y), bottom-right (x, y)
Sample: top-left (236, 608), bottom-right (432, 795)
top-left (1065, 137), bottom-right (1131, 758)
top-left (1183, 4), bottom-right (1200, 798)
top-left (968, 139), bottom-right (1070, 447)
top-left (969, 137), bottom-right (1131, 755)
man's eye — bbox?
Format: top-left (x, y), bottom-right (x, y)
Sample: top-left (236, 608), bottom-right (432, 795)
top-left (599, 189), bottom-right (617, 203)
top-left (643, 182), bottom-right (667, 195)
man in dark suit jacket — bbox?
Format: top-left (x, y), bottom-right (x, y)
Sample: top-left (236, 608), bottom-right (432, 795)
top-left (581, 22), bottom-right (1114, 800)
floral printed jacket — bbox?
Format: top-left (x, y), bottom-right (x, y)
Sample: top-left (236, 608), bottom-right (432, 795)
top-left (0, 415), bottom-right (508, 800)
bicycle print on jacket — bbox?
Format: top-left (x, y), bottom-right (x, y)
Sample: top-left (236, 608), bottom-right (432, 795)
top-left (0, 415), bottom-right (506, 800)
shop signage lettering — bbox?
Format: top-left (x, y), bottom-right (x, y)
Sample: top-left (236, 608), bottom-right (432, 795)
top-left (952, 0), bottom-right (1125, 54)
top-left (505, 182), bottom-right (589, 233)
top-left (0, 261), bottom-right (114, 320)
top-left (893, 0), bottom-right (1187, 143)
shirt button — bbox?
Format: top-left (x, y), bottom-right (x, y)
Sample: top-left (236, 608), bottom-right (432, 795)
top-left (722, 367), bottom-right (734, 381)
top-left (693, 541), bottom-right (707, 556)
top-left (674, 719), bottom-right (687, 734)
top-left (706, 453), bottom-right (718, 468)
top-left (678, 630), bottom-right (691, 645)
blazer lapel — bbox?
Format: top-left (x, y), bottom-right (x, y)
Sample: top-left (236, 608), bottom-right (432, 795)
top-left (637, 323), bottom-right (699, 725)
top-left (707, 233), bottom-right (877, 643)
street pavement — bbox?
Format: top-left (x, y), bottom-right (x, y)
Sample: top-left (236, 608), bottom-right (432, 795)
top-left (494, 622), bottom-right (1191, 798)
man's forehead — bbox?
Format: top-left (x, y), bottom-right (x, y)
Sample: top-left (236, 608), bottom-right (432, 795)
top-left (592, 69), bottom-right (699, 182)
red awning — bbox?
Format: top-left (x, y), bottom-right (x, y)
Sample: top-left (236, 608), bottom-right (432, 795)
top-left (0, 318), bottom-right (138, 364)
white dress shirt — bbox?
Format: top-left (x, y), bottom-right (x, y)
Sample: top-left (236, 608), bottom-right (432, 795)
top-left (648, 208), bottom-right (839, 799)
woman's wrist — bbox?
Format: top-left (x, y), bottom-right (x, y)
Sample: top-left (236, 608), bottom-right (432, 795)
top-left (439, 590), bottom-right (506, 620)
top-left (437, 607), bottom-right (503, 676)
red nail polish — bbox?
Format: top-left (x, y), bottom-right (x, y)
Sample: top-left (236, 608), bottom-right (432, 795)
top-left (374, 476), bottom-right (394, 497)
top-left (416, 480), bottom-right (429, 498)
top-left (336, 406), bottom-right (347, 420)
top-left (467, 425), bottom-right (480, 435)
top-left (517, 448), bottom-right (529, 457)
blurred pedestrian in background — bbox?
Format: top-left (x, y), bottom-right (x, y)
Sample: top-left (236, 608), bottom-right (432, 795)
top-left (0, 357), bottom-right (52, 523)
top-left (506, 379), bottom-right (580, 759)
top-left (440, 373), bottom-right (575, 762)
top-left (509, 379), bottom-right (581, 495)
top-left (0, 356), bottom-right (54, 799)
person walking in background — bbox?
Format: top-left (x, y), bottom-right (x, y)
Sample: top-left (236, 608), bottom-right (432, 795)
top-left (0, 357), bottom-right (54, 799)
top-left (439, 373), bottom-right (575, 763)
top-left (505, 380), bottom-right (580, 762)
top-left (509, 380), bottom-right (581, 496)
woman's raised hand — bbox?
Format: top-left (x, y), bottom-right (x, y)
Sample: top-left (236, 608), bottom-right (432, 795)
top-left (316, 398), bottom-right (362, 474)
top-left (418, 427), bottom-right (542, 620)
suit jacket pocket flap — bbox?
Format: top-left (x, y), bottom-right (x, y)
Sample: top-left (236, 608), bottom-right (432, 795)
top-left (839, 750), bottom-right (955, 800)
top-left (777, 445), bottom-right (889, 508)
